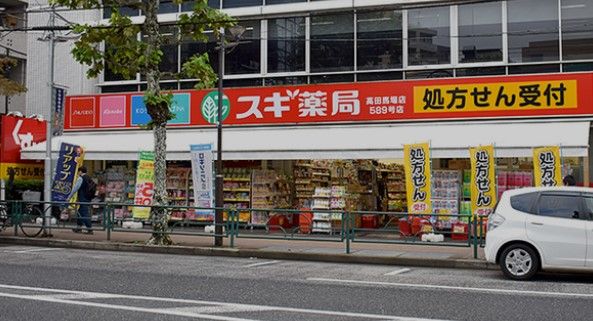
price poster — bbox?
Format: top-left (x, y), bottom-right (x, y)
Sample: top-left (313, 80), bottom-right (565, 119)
top-left (132, 151), bottom-right (155, 219)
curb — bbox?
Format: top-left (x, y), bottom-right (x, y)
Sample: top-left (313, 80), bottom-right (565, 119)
top-left (0, 236), bottom-right (497, 270)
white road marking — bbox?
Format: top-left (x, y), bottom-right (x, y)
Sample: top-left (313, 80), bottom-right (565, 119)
top-left (0, 283), bottom-right (449, 321)
top-left (307, 278), bottom-right (593, 298)
top-left (11, 248), bottom-right (62, 254)
top-left (37, 293), bottom-right (119, 300)
top-left (384, 268), bottom-right (411, 276)
top-left (165, 305), bottom-right (275, 314)
top-left (243, 260), bottom-right (280, 268)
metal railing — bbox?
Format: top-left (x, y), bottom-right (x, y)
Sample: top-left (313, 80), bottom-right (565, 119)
top-left (0, 200), bottom-right (487, 259)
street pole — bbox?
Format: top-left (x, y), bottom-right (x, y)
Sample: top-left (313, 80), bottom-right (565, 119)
top-left (43, 8), bottom-right (55, 236)
top-left (214, 29), bottom-right (225, 246)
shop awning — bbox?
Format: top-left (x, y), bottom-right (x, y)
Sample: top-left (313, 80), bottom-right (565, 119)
top-left (22, 120), bottom-right (591, 161)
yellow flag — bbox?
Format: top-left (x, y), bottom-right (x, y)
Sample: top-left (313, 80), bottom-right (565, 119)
top-left (533, 146), bottom-right (562, 187)
top-left (404, 143), bottom-right (432, 214)
top-left (469, 145), bottom-right (497, 216)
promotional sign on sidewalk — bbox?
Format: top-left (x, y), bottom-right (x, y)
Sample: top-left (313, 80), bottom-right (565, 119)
top-left (469, 145), bottom-right (497, 216)
top-left (533, 146), bottom-right (562, 187)
top-left (132, 151), bottom-right (155, 220)
top-left (404, 142), bottom-right (432, 214)
top-left (51, 143), bottom-right (85, 202)
top-left (190, 144), bottom-right (214, 220)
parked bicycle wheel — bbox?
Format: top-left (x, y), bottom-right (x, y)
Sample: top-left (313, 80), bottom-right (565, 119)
top-left (19, 204), bottom-right (44, 237)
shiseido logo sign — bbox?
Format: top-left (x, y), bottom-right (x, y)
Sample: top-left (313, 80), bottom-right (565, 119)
top-left (70, 97), bottom-right (96, 128)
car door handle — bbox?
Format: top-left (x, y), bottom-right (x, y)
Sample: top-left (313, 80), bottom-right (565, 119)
top-left (531, 222), bottom-right (544, 226)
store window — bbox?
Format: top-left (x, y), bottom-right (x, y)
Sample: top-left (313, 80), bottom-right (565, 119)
top-left (310, 73), bottom-right (354, 84)
top-left (357, 71), bottom-right (403, 82)
top-left (508, 64), bottom-right (559, 74)
top-left (357, 10), bottom-right (403, 70)
top-left (408, 6), bottom-right (450, 65)
top-left (458, 2), bottom-right (502, 63)
top-left (182, 0), bottom-right (220, 11)
top-left (310, 13), bottom-right (354, 73)
top-left (180, 31), bottom-right (219, 77)
top-left (101, 85), bottom-right (139, 93)
top-left (455, 67), bottom-right (506, 77)
top-left (225, 21), bottom-right (261, 75)
top-left (267, 17), bottom-right (306, 73)
top-left (508, 0), bottom-right (559, 63)
top-left (103, 7), bottom-right (140, 19)
top-left (405, 69), bottom-right (453, 79)
top-left (266, 0), bottom-right (306, 4)
top-left (223, 78), bottom-right (263, 88)
top-left (536, 194), bottom-right (582, 219)
top-left (562, 0), bottom-right (593, 60)
top-left (223, 0), bottom-right (262, 8)
top-left (564, 62), bottom-right (593, 72)
top-left (264, 76), bottom-right (307, 86)
top-left (158, 0), bottom-right (179, 14)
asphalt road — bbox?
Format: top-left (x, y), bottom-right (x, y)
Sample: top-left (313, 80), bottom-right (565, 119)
top-left (1, 245), bottom-right (593, 321)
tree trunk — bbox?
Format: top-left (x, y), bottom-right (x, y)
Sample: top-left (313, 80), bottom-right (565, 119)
top-left (144, 0), bottom-right (172, 246)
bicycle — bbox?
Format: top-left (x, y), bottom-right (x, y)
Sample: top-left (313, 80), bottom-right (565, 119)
top-left (0, 201), bottom-right (45, 237)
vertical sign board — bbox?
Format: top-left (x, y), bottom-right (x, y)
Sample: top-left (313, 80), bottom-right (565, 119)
top-left (533, 146), bottom-right (562, 187)
top-left (51, 143), bottom-right (85, 202)
top-left (404, 143), bottom-right (432, 214)
top-left (469, 145), bottom-right (497, 217)
top-left (52, 87), bottom-right (66, 136)
top-left (132, 151), bottom-right (155, 219)
top-left (190, 144), bottom-right (214, 220)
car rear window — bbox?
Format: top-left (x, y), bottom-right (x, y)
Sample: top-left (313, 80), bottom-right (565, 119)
top-left (510, 192), bottom-right (538, 214)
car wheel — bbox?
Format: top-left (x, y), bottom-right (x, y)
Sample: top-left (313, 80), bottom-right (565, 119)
top-left (499, 244), bottom-right (539, 280)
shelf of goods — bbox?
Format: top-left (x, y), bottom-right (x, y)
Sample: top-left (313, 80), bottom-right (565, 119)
top-left (382, 165), bottom-right (406, 212)
top-left (432, 170), bottom-right (461, 228)
top-left (104, 166), bottom-right (135, 220)
top-left (223, 168), bottom-right (251, 223)
top-left (311, 187), bottom-right (343, 234)
top-left (167, 168), bottom-right (191, 221)
top-left (251, 169), bottom-right (276, 225)
top-left (294, 161), bottom-right (314, 208)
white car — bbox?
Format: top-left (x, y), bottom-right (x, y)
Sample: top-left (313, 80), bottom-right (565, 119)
top-left (485, 186), bottom-right (593, 280)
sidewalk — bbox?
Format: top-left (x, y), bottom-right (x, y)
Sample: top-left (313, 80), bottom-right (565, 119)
top-left (0, 228), bottom-right (491, 270)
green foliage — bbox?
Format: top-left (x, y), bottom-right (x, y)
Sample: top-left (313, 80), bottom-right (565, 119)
top-left (182, 53), bottom-right (217, 89)
top-left (51, 0), bottom-right (235, 89)
top-left (0, 57), bottom-right (27, 96)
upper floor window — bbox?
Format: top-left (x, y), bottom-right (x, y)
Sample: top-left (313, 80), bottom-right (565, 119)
top-left (408, 6), bottom-right (450, 65)
top-left (357, 10), bottom-right (403, 70)
top-left (268, 17), bottom-right (306, 73)
top-left (508, 0), bottom-right (559, 63)
top-left (310, 13), bottom-right (354, 72)
top-left (562, 0), bottom-right (593, 60)
top-left (458, 2), bottom-right (503, 63)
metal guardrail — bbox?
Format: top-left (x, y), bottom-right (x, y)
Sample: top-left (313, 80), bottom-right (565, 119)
top-left (1, 200), bottom-right (488, 259)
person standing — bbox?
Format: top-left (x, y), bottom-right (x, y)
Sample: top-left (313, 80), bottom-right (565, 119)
top-left (563, 175), bottom-right (576, 186)
top-left (68, 167), bottom-right (96, 234)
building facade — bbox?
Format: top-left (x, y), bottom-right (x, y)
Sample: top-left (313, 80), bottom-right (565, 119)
top-left (0, 0), bottom-right (27, 115)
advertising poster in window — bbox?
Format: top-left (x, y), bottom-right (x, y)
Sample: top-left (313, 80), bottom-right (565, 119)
top-left (404, 142), bottom-right (432, 214)
top-left (132, 151), bottom-right (155, 220)
top-left (469, 145), bottom-right (497, 217)
top-left (533, 146), bottom-right (562, 187)
top-left (190, 144), bottom-right (214, 220)
top-left (51, 143), bottom-right (85, 202)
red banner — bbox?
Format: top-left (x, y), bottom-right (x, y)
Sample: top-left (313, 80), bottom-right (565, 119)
top-left (64, 72), bottom-right (593, 131)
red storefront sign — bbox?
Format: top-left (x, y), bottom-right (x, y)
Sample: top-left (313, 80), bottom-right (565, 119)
top-left (63, 72), bottom-right (593, 131)
top-left (0, 115), bottom-right (47, 180)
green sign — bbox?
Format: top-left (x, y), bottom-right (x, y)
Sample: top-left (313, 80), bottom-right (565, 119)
top-left (201, 91), bottom-right (230, 124)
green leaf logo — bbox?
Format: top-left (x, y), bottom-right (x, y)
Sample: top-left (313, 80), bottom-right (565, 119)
top-left (201, 91), bottom-right (230, 124)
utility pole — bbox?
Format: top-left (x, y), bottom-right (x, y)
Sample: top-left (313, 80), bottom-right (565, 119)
top-left (214, 28), bottom-right (225, 247)
top-left (43, 7), bottom-right (55, 236)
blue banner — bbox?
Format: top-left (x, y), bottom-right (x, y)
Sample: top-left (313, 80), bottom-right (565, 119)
top-left (51, 143), bottom-right (85, 202)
